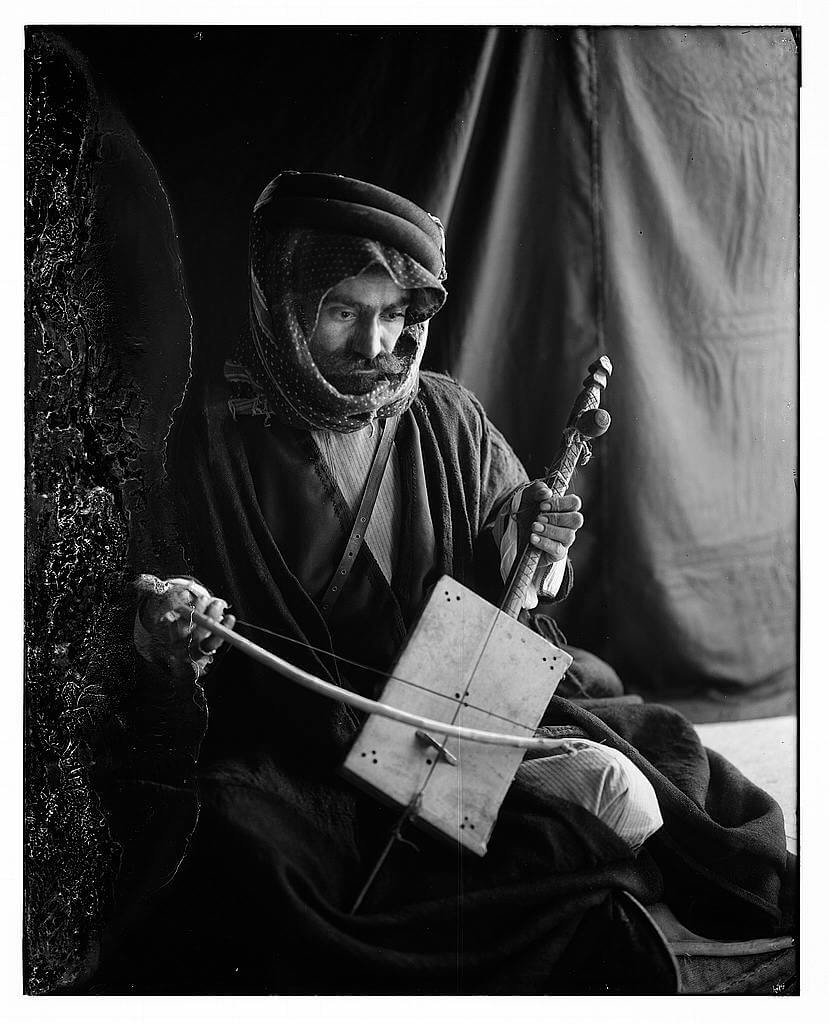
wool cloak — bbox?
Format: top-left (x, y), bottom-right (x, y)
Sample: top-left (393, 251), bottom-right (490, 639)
top-left (89, 370), bottom-right (795, 995)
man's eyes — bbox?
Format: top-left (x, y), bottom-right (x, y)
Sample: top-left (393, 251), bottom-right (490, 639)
top-left (326, 307), bottom-right (407, 321)
top-left (324, 307), bottom-right (356, 320)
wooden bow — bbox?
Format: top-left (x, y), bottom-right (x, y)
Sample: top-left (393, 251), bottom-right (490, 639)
top-left (192, 611), bottom-right (575, 752)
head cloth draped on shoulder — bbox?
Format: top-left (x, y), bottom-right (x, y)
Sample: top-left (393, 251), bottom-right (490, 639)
top-left (226, 171), bottom-right (448, 433)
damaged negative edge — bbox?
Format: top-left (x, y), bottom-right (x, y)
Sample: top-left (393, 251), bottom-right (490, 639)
top-left (24, 31), bottom-right (205, 994)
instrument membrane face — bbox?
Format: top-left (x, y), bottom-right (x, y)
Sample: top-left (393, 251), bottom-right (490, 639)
top-left (342, 576), bottom-right (572, 854)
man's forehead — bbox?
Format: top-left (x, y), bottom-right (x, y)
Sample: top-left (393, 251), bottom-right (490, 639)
top-left (322, 270), bottom-right (411, 306)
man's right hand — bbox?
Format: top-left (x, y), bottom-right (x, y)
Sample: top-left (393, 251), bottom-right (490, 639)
top-left (133, 575), bottom-right (236, 679)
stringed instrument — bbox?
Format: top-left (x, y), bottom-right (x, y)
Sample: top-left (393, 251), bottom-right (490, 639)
top-left (342, 356), bottom-right (612, 855)
top-left (194, 356), bottom-right (612, 867)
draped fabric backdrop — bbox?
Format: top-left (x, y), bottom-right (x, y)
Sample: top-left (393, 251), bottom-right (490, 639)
top-left (42, 24), bottom-right (799, 704)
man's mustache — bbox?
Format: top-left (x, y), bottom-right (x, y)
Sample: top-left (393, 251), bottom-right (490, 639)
top-left (315, 350), bottom-right (408, 378)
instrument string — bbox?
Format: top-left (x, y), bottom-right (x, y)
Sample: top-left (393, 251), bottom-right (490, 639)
top-left (236, 600), bottom-right (540, 910)
top-left (349, 794), bottom-right (423, 915)
top-left (232, 617), bottom-right (545, 736)
top-left (366, 593), bottom-right (510, 874)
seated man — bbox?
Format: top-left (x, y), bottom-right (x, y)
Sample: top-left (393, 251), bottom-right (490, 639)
top-left (92, 172), bottom-right (793, 995)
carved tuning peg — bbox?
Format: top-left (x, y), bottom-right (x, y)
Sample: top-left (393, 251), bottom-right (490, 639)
top-left (583, 355), bottom-right (613, 391)
top-left (575, 407), bottom-right (611, 438)
top-left (589, 354), bottom-right (613, 377)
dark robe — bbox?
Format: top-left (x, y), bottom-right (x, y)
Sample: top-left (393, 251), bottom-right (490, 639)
top-left (89, 371), bottom-right (794, 995)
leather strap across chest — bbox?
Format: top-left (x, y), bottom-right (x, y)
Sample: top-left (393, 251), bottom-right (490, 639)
top-left (319, 415), bottom-right (399, 617)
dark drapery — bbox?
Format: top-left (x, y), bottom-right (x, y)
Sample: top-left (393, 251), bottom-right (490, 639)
top-left (51, 24), bottom-right (797, 705)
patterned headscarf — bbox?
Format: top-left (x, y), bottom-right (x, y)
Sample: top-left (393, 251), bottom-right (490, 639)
top-left (226, 173), bottom-right (448, 433)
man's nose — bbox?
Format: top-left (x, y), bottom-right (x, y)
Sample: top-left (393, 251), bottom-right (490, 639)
top-left (351, 317), bottom-right (384, 360)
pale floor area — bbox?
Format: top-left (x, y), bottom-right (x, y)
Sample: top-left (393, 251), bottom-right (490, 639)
top-left (695, 715), bottom-right (797, 853)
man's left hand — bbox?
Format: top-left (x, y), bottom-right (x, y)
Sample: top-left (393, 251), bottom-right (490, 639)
top-left (520, 481), bottom-right (584, 561)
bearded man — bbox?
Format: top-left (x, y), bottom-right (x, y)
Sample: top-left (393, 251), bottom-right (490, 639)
top-left (90, 173), bottom-right (793, 995)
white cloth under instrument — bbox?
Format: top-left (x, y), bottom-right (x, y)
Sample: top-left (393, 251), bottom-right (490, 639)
top-left (517, 739), bottom-right (663, 850)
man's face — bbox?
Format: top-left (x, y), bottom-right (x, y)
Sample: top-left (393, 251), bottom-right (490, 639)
top-left (307, 267), bottom-right (412, 395)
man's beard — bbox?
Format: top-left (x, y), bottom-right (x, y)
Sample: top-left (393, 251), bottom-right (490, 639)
top-left (313, 350), bottom-right (410, 395)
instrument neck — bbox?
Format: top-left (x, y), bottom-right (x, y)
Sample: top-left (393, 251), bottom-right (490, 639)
top-left (498, 355), bottom-right (612, 620)
top-left (499, 434), bottom-right (586, 620)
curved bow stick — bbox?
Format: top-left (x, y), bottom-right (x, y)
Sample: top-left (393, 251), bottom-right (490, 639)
top-left (192, 610), bottom-right (570, 752)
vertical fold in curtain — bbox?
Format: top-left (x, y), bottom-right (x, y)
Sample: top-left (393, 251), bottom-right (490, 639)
top-left (428, 28), bottom-right (601, 466)
top-left (427, 27), bottom-right (797, 699)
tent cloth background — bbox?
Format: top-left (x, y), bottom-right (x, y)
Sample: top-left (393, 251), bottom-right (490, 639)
top-left (48, 24), bottom-right (798, 707)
